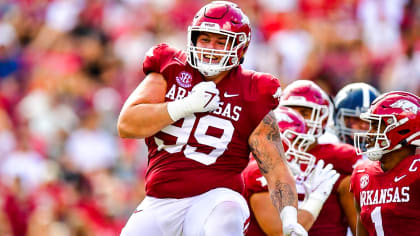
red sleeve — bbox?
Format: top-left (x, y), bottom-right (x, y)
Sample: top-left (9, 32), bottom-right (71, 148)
top-left (255, 72), bottom-right (281, 111)
top-left (349, 167), bottom-right (357, 193)
top-left (349, 161), bottom-right (364, 202)
top-left (248, 72), bottom-right (281, 127)
top-left (143, 43), bottom-right (179, 75)
top-left (243, 160), bottom-right (268, 196)
top-left (332, 143), bottom-right (361, 176)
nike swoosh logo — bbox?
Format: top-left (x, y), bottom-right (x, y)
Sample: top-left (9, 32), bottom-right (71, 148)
top-left (394, 175), bottom-right (407, 182)
top-left (356, 169), bottom-right (366, 173)
top-left (134, 209), bottom-right (143, 214)
top-left (224, 92), bottom-right (239, 98)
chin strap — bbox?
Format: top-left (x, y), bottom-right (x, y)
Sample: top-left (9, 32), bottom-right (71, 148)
top-left (198, 68), bottom-right (220, 77)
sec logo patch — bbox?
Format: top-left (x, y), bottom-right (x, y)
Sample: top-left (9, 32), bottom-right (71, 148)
top-left (360, 174), bottom-right (369, 189)
top-left (176, 71), bottom-right (192, 88)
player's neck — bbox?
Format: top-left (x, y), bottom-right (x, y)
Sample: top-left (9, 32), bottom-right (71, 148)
top-left (380, 146), bottom-right (416, 172)
top-left (203, 70), bottom-right (230, 84)
top-left (306, 140), bottom-right (319, 152)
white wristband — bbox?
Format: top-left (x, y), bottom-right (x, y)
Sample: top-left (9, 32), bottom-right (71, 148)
top-left (299, 196), bottom-right (324, 218)
top-left (167, 99), bottom-right (189, 121)
top-left (280, 206), bottom-right (298, 226)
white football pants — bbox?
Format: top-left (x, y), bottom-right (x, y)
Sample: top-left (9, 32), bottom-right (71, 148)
top-left (120, 187), bottom-right (250, 236)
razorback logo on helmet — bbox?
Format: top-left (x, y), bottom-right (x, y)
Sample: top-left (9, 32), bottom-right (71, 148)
top-left (175, 71), bottom-right (193, 88)
top-left (390, 99), bottom-right (418, 114)
top-left (276, 113), bottom-right (293, 123)
top-left (360, 174), bottom-right (369, 189)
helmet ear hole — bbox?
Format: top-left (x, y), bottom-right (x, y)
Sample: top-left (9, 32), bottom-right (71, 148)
top-left (239, 45), bottom-right (248, 64)
top-left (398, 129), bottom-right (410, 135)
top-left (191, 31), bottom-right (199, 46)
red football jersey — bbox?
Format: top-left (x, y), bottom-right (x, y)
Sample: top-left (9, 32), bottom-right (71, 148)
top-left (242, 159), bottom-right (269, 236)
top-left (142, 43), bottom-right (281, 198)
top-left (242, 143), bottom-right (360, 236)
top-left (350, 155), bottom-right (420, 236)
top-left (307, 143), bottom-right (360, 236)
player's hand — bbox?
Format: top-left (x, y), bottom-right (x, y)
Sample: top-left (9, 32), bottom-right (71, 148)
top-left (304, 159), bottom-right (340, 201)
top-left (189, 81), bottom-right (220, 112)
top-left (300, 160), bottom-right (340, 218)
top-left (167, 81), bottom-right (220, 121)
top-left (283, 222), bottom-right (308, 236)
top-left (280, 206), bottom-right (308, 236)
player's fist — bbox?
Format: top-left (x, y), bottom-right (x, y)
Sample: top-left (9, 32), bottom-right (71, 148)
top-left (167, 81), bottom-right (220, 121)
top-left (283, 223), bottom-right (307, 236)
top-left (190, 81), bottom-right (220, 112)
top-left (300, 160), bottom-right (340, 218)
top-left (280, 206), bottom-right (308, 236)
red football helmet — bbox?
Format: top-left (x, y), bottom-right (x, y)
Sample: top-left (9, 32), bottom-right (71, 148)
top-left (354, 91), bottom-right (420, 161)
top-left (187, 1), bottom-right (251, 76)
top-left (280, 80), bottom-right (330, 138)
top-left (275, 106), bottom-right (316, 177)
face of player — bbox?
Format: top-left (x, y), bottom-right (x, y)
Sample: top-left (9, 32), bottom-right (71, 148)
top-left (345, 116), bottom-right (369, 131)
top-left (290, 106), bottom-right (312, 120)
top-left (289, 105), bottom-right (328, 140)
top-left (196, 32), bottom-right (232, 65)
top-left (289, 105), bottom-right (326, 129)
top-left (365, 119), bottom-right (386, 149)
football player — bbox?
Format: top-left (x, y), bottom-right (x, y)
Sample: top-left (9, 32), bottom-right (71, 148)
top-left (280, 80), bottom-right (361, 236)
top-left (334, 82), bottom-right (380, 150)
top-left (243, 106), bottom-right (340, 235)
top-left (350, 91), bottom-right (420, 236)
top-left (117, 1), bottom-right (305, 236)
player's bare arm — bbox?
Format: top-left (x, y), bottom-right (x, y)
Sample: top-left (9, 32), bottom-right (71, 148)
top-left (249, 110), bottom-right (298, 212)
top-left (250, 191), bottom-right (284, 235)
top-left (337, 176), bottom-right (357, 235)
top-left (249, 111), bottom-right (307, 235)
top-left (250, 191), bottom-right (316, 235)
top-left (117, 72), bottom-right (173, 138)
top-left (297, 210), bottom-right (315, 231)
top-left (118, 72), bottom-right (221, 139)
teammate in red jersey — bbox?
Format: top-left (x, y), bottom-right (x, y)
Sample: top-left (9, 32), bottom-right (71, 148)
top-left (350, 91), bottom-right (420, 236)
top-left (280, 80), bottom-right (360, 236)
top-left (117, 1), bottom-right (305, 236)
top-left (243, 106), bottom-right (340, 235)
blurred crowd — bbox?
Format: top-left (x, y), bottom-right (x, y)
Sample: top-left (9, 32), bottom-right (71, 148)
top-left (0, 0), bottom-right (419, 235)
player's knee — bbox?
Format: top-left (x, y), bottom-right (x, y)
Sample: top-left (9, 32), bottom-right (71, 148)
top-left (204, 201), bottom-right (245, 236)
